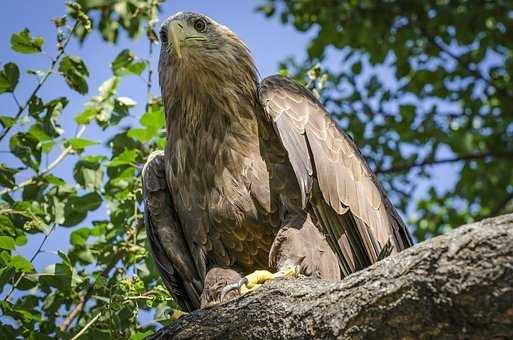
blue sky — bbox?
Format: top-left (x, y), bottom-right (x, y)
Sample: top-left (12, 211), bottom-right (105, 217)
top-left (0, 0), bottom-right (316, 301)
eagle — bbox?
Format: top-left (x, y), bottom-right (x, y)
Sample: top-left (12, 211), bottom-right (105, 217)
top-left (142, 12), bottom-right (412, 312)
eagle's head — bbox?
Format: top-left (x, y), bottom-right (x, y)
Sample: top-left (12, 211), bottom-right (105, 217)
top-left (158, 12), bottom-right (259, 126)
top-left (158, 12), bottom-right (257, 83)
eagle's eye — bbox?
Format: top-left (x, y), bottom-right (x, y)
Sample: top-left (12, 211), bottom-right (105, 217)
top-left (193, 18), bottom-right (207, 33)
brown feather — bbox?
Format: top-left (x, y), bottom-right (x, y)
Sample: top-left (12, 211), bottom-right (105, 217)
top-left (148, 12), bottom-right (413, 310)
top-left (259, 75), bottom-right (413, 275)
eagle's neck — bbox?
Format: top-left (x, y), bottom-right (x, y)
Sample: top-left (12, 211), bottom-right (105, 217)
top-left (161, 50), bottom-right (260, 142)
top-left (160, 49), bottom-right (263, 183)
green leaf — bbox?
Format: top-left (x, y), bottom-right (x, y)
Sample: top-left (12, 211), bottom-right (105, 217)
top-left (65, 138), bottom-right (98, 151)
top-left (9, 132), bottom-right (42, 171)
top-left (70, 227), bottom-right (90, 246)
top-left (0, 115), bottom-right (15, 128)
top-left (59, 56), bottom-right (89, 94)
top-left (75, 192), bottom-right (103, 211)
top-left (0, 163), bottom-right (19, 188)
top-left (39, 263), bottom-right (72, 291)
top-left (63, 192), bottom-right (102, 226)
top-left (0, 266), bottom-right (15, 290)
top-left (127, 127), bottom-right (155, 142)
top-left (28, 96), bottom-right (44, 118)
top-left (15, 235), bottom-right (28, 246)
top-left (351, 61), bottom-right (362, 75)
top-left (10, 255), bottom-right (34, 272)
top-left (90, 222), bottom-right (106, 237)
top-left (132, 330), bottom-right (154, 340)
top-left (140, 109), bottom-right (165, 129)
top-left (0, 63), bottom-right (20, 94)
top-left (45, 174), bottom-right (66, 186)
top-left (111, 49), bottom-right (146, 76)
top-left (81, 168), bottom-right (103, 190)
top-left (15, 271), bottom-right (38, 290)
top-left (52, 196), bottom-right (65, 225)
top-left (75, 107), bottom-right (97, 125)
top-left (115, 96), bottom-right (137, 113)
top-left (108, 149), bottom-right (137, 167)
top-left (0, 216), bottom-right (16, 234)
top-left (28, 123), bottom-right (55, 153)
top-left (10, 28), bottom-right (44, 54)
top-left (77, 247), bottom-right (96, 264)
top-left (97, 77), bottom-right (120, 101)
top-left (0, 236), bottom-right (16, 250)
top-left (73, 155), bottom-right (105, 190)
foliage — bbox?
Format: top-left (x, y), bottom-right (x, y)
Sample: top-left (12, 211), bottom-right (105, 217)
top-left (0, 1), bottom-right (173, 338)
top-left (258, 0), bottom-right (513, 240)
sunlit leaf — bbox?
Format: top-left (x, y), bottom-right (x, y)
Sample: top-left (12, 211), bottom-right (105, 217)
top-left (10, 28), bottom-right (44, 54)
top-left (10, 255), bottom-right (34, 272)
top-left (0, 236), bottom-right (16, 250)
top-left (111, 49), bottom-right (146, 76)
top-left (65, 137), bottom-right (98, 151)
top-left (70, 227), bottom-right (90, 246)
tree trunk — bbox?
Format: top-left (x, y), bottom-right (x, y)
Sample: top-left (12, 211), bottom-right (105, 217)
top-left (150, 214), bottom-right (513, 339)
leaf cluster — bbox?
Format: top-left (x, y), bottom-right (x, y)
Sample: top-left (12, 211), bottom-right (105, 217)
top-left (0, 1), bottom-right (168, 338)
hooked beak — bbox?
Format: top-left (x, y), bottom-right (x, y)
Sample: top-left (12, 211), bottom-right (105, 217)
top-left (167, 19), bottom-right (208, 59)
top-left (169, 20), bottom-right (184, 59)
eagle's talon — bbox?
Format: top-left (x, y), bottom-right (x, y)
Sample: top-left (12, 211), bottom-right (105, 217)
top-left (169, 308), bottom-right (188, 322)
top-left (220, 266), bottom-right (300, 303)
top-left (220, 277), bottom-right (248, 302)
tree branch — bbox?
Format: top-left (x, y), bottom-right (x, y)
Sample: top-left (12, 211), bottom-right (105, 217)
top-left (421, 27), bottom-right (513, 100)
top-left (0, 124), bottom-right (86, 196)
top-left (2, 223), bottom-right (57, 302)
top-left (59, 251), bottom-right (122, 333)
top-left (151, 213), bottom-right (513, 339)
top-left (70, 312), bottom-right (102, 340)
top-left (376, 151), bottom-right (513, 174)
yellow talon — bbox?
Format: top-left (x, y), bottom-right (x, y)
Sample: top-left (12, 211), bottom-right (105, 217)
top-left (220, 265), bottom-right (299, 302)
top-left (240, 283), bottom-right (261, 294)
top-left (169, 308), bottom-right (188, 321)
top-left (243, 270), bottom-right (275, 289)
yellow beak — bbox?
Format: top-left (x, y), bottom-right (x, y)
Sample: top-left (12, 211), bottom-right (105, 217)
top-left (169, 21), bottom-right (184, 59)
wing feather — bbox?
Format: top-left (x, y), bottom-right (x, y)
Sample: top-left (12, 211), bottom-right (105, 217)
top-left (143, 151), bottom-right (202, 311)
top-left (258, 75), bottom-right (413, 275)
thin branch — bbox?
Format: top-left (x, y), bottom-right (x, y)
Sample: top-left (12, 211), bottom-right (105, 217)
top-left (377, 151), bottom-right (513, 174)
top-left (70, 312), bottom-right (102, 340)
top-left (59, 250), bottom-right (124, 333)
top-left (0, 124), bottom-right (86, 196)
top-left (11, 93), bottom-right (22, 110)
top-left (421, 27), bottom-right (513, 100)
top-left (145, 38), bottom-right (154, 110)
top-left (0, 21), bottom-right (79, 142)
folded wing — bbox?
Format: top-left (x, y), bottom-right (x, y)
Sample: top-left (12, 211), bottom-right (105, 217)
top-left (258, 75), bottom-right (412, 276)
top-left (143, 151), bottom-right (202, 311)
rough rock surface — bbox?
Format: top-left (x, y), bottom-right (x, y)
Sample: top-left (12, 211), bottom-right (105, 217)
top-left (150, 214), bottom-right (513, 339)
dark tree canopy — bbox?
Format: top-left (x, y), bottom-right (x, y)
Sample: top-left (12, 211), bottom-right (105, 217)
top-left (258, 0), bottom-right (513, 240)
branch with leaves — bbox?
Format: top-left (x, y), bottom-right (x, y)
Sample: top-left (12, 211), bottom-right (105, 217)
top-left (376, 151), bottom-right (513, 174)
top-left (0, 1), bottom-right (169, 338)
